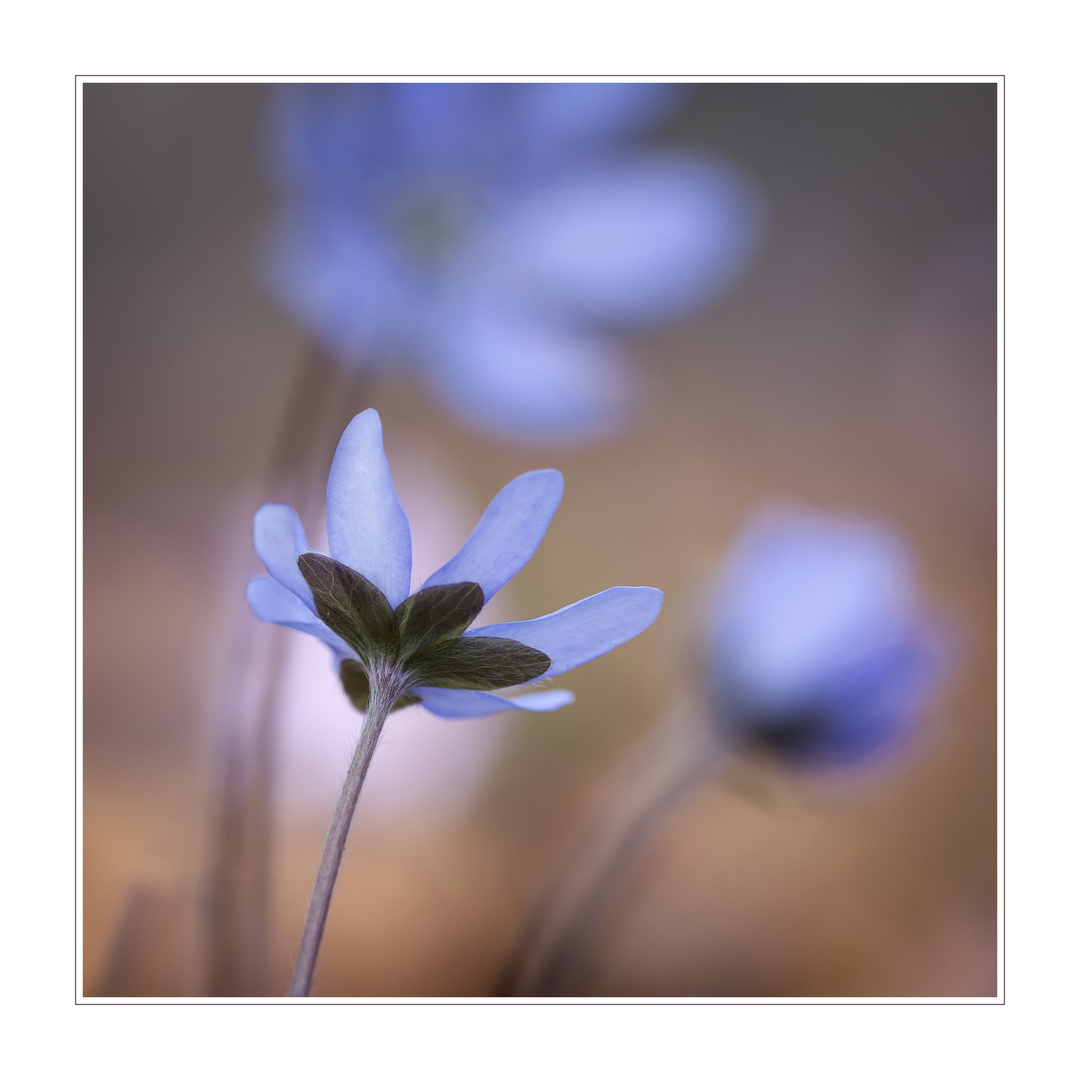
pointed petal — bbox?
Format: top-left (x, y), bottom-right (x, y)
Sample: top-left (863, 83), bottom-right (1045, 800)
top-left (466, 586), bottom-right (664, 678)
top-left (414, 686), bottom-right (575, 719)
top-left (489, 154), bottom-right (764, 325)
top-left (426, 301), bottom-right (633, 443)
top-left (326, 410), bottom-right (413, 608)
top-left (421, 470), bottom-right (563, 601)
top-left (253, 503), bottom-right (315, 611)
top-left (246, 577), bottom-right (356, 658)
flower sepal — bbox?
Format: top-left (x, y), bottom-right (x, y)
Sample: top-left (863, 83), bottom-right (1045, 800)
top-left (298, 551), bottom-right (553, 710)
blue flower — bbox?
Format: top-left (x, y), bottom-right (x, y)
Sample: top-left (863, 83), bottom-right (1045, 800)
top-left (246, 409), bottom-right (664, 717)
top-left (703, 509), bottom-right (947, 766)
top-left (263, 82), bottom-right (763, 443)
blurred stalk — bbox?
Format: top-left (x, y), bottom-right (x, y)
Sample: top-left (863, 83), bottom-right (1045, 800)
top-left (501, 698), bottom-right (725, 996)
top-left (98, 887), bottom-right (154, 995)
top-left (204, 347), bottom-right (371, 996)
top-left (97, 885), bottom-right (200, 995)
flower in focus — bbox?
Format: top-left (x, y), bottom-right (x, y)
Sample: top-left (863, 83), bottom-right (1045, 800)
top-left (246, 409), bottom-right (664, 717)
top-left (703, 508), bottom-right (948, 765)
top-left (263, 82), bottom-right (763, 442)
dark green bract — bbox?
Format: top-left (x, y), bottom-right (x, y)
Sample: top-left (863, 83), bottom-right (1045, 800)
top-left (298, 553), bottom-right (551, 713)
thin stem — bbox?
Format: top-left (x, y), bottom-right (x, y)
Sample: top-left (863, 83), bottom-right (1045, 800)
top-left (527, 753), bottom-right (721, 995)
top-left (501, 703), bottom-right (730, 996)
top-left (287, 665), bottom-right (406, 997)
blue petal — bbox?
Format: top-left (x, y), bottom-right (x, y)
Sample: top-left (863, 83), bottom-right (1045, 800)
top-left (253, 503), bottom-right (315, 612)
top-left (388, 83), bottom-right (501, 175)
top-left (487, 153), bottom-right (764, 325)
top-left (706, 511), bottom-right (917, 713)
top-left (415, 686), bottom-right (575, 719)
top-left (246, 576), bottom-right (356, 658)
top-left (466, 586), bottom-right (664, 678)
top-left (325, 410), bottom-right (413, 608)
top-left (421, 469), bottom-right (563, 601)
top-left (262, 203), bottom-right (417, 368)
top-left (425, 300), bottom-right (634, 443)
top-left (703, 507), bottom-right (950, 766)
top-left (267, 84), bottom-right (383, 197)
top-left (516, 83), bottom-right (683, 160)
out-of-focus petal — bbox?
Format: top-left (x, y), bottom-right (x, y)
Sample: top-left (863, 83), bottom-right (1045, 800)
top-left (487, 153), bottom-right (764, 325)
top-left (425, 300), bottom-right (634, 443)
top-left (326, 409), bottom-right (413, 608)
top-left (246, 576), bottom-right (356, 658)
top-left (253, 503), bottom-right (315, 612)
top-left (704, 507), bottom-right (950, 766)
top-left (706, 511), bottom-right (916, 713)
top-left (268, 83), bottom-right (383, 196)
top-left (421, 469), bottom-right (564, 601)
top-left (414, 685), bottom-right (575, 719)
top-left (467, 586), bottom-right (664, 679)
top-left (515, 83), bottom-right (682, 162)
top-left (388, 83), bottom-right (502, 175)
top-left (263, 203), bottom-right (416, 368)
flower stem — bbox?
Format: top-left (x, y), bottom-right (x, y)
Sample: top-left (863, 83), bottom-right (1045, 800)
top-left (287, 665), bottom-right (405, 997)
top-left (527, 760), bottom-right (717, 995)
top-left (501, 704), bottom-right (728, 996)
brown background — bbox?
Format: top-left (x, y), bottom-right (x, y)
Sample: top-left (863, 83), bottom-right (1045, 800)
top-left (83, 82), bottom-right (997, 996)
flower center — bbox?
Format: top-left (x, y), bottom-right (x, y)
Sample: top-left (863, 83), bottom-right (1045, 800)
top-left (389, 183), bottom-right (471, 266)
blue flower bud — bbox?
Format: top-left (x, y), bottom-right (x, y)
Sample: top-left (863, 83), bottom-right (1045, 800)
top-left (704, 508), bottom-right (948, 766)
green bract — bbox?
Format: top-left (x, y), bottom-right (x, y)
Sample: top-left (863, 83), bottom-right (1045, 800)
top-left (298, 553), bottom-right (551, 713)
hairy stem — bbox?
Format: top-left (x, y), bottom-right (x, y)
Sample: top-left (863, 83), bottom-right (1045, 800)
top-left (287, 664), bottom-right (406, 997)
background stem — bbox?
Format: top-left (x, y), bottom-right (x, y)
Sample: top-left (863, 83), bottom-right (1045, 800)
top-left (205, 349), bottom-right (374, 996)
top-left (502, 701), bottom-right (728, 996)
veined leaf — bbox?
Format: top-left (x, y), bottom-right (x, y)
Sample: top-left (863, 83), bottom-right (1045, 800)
top-left (407, 635), bottom-right (551, 691)
top-left (396, 582), bottom-right (485, 658)
top-left (299, 553), bottom-right (399, 662)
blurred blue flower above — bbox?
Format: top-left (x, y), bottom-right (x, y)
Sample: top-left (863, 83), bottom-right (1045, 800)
top-left (704, 509), bottom-right (949, 766)
top-left (246, 409), bottom-right (664, 717)
top-left (263, 82), bottom-right (764, 442)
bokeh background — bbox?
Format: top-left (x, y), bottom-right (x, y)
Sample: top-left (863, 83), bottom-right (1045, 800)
top-left (82, 81), bottom-right (997, 997)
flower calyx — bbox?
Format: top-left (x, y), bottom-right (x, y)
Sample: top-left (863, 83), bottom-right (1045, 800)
top-left (297, 552), bottom-right (552, 713)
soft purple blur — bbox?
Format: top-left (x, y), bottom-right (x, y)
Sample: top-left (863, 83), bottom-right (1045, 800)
top-left (83, 83), bottom-right (996, 997)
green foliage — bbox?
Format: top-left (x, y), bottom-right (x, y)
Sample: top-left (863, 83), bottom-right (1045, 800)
top-left (299, 553), bottom-right (397, 664)
top-left (405, 635), bottom-right (551, 690)
top-left (395, 582), bottom-right (485, 658)
top-left (299, 554), bottom-right (551, 709)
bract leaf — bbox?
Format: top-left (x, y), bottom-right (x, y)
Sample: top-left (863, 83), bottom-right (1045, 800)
top-left (406, 635), bottom-right (551, 691)
top-left (396, 582), bottom-right (485, 658)
top-left (298, 553), bottom-right (399, 663)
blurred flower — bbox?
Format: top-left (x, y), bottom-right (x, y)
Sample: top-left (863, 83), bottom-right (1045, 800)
top-left (247, 409), bottom-right (664, 717)
top-left (703, 508), bottom-right (947, 765)
top-left (263, 82), bottom-right (763, 442)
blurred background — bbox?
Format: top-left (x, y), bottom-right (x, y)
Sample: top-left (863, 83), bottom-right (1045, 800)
top-left (82, 81), bottom-right (997, 997)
